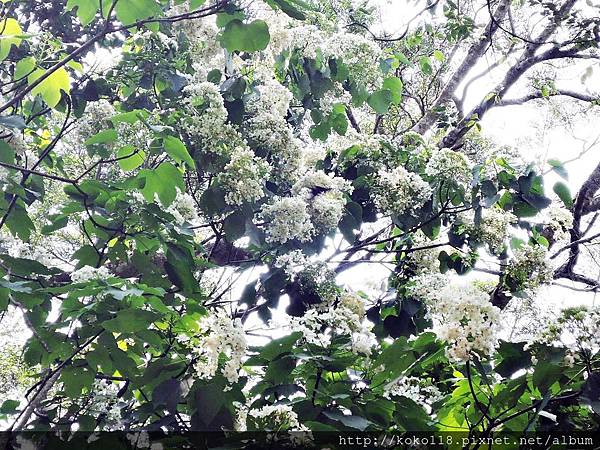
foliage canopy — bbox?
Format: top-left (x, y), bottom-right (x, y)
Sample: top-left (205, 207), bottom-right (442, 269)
top-left (0, 0), bottom-right (599, 445)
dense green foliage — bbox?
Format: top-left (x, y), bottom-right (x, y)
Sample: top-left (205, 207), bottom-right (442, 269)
top-left (0, 0), bottom-right (599, 445)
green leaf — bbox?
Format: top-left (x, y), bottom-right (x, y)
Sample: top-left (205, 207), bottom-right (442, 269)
top-left (265, 0), bottom-right (308, 20)
top-left (0, 254), bottom-right (57, 276)
top-left (223, 210), bottom-right (246, 242)
top-left (0, 115), bottom-right (26, 130)
top-left (85, 129), bottom-right (117, 146)
top-left (548, 159), bottom-right (568, 180)
top-left (512, 201), bottom-right (538, 218)
top-left (199, 185), bottom-right (227, 216)
top-left (60, 366), bottom-right (95, 398)
top-left (5, 205), bottom-right (35, 241)
top-left (85, 345), bottom-right (113, 373)
top-left (28, 67), bottom-right (71, 108)
top-left (419, 56), bottom-right (433, 75)
top-left (582, 372), bottom-right (600, 415)
top-left (553, 181), bottom-right (573, 208)
top-left (330, 111), bottom-right (348, 135)
top-left (102, 309), bottom-right (159, 333)
top-left (0, 400), bottom-right (19, 414)
top-left (373, 337), bottom-right (415, 378)
top-left (0, 287), bottom-right (8, 311)
top-left (156, 162), bottom-right (183, 205)
top-left (433, 50), bottom-right (445, 62)
top-left (163, 136), bottom-right (195, 168)
top-left (495, 341), bottom-right (531, 378)
top-left (14, 57), bottom-right (36, 80)
top-left (153, 378), bottom-right (181, 413)
top-left (72, 246), bottom-right (98, 269)
top-left (0, 280), bottom-right (32, 294)
top-left (164, 243), bottom-right (197, 294)
top-left (220, 19), bottom-right (270, 52)
top-left (115, 0), bottom-right (160, 25)
top-left (117, 145), bottom-right (145, 171)
top-left (140, 162), bottom-right (183, 206)
top-left (0, 18), bottom-right (23, 61)
top-left (382, 77), bottom-right (403, 104)
top-left (189, 0), bottom-right (206, 10)
top-left (111, 109), bottom-right (147, 124)
top-left (422, 215), bottom-right (441, 239)
top-left (258, 332), bottom-right (302, 360)
top-left (396, 52), bottom-right (410, 65)
top-left (367, 89), bottom-right (392, 114)
top-left (206, 69), bottom-right (222, 84)
top-left (533, 361), bottom-right (562, 394)
top-left (191, 380), bottom-right (227, 426)
top-left (65, 0), bottom-right (98, 25)
top-left (322, 410), bottom-right (372, 430)
top-left (216, 10), bottom-right (245, 28)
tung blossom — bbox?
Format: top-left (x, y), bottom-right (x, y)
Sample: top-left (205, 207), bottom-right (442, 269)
top-left (190, 309), bottom-right (247, 384)
top-left (425, 284), bottom-right (502, 361)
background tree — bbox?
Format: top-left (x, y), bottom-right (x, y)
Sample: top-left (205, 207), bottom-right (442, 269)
top-left (0, 0), bottom-right (599, 445)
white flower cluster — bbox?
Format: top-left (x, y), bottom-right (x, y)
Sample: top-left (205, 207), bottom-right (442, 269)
top-left (288, 309), bottom-right (331, 347)
top-left (426, 284), bottom-right (501, 361)
top-left (291, 170), bottom-right (353, 232)
top-left (260, 196), bottom-right (314, 244)
top-left (173, 14), bottom-right (222, 78)
top-left (182, 81), bottom-right (242, 155)
top-left (425, 148), bottom-right (472, 187)
top-left (71, 265), bottom-right (111, 283)
top-left (71, 100), bottom-right (116, 144)
top-left (403, 233), bottom-right (446, 275)
top-left (191, 309), bottom-right (247, 384)
top-left (164, 189), bottom-right (199, 225)
top-left (219, 146), bottom-right (270, 206)
top-left (131, 29), bottom-right (178, 50)
top-left (0, 166), bottom-right (20, 187)
top-left (296, 262), bottom-right (339, 306)
top-left (309, 190), bottom-right (348, 232)
top-left (471, 207), bottom-right (517, 254)
top-left (291, 169), bottom-right (352, 196)
top-left (383, 376), bottom-right (444, 406)
top-left (3, 132), bottom-right (27, 154)
top-left (257, 10), bottom-right (295, 59)
top-left (245, 78), bottom-right (303, 179)
top-left (546, 206), bottom-right (573, 242)
top-left (125, 431), bottom-right (151, 449)
top-left (322, 128), bottom-right (384, 161)
top-left (274, 250), bottom-right (308, 275)
top-left (406, 273), bottom-right (449, 302)
top-left (535, 306), bottom-right (600, 357)
top-left (247, 404), bottom-right (309, 432)
top-left (61, 99), bottom-right (152, 155)
top-left (86, 379), bottom-right (123, 430)
top-left (461, 130), bottom-right (518, 169)
top-left (505, 244), bottom-right (553, 291)
top-left (373, 166), bottom-right (432, 216)
top-left (182, 82), bottom-right (274, 205)
top-left (291, 26), bottom-right (383, 87)
top-left (247, 78), bottom-right (293, 118)
top-left (288, 291), bottom-right (376, 356)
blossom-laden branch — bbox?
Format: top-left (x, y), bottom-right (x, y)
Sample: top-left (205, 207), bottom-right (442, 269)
top-left (0, 0), bottom-right (231, 115)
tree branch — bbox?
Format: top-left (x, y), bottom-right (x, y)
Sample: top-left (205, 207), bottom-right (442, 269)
top-left (411, 0), bottom-right (512, 135)
top-left (496, 89), bottom-right (599, 107)
top-left (441, 0), bottom-right (579, 148)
